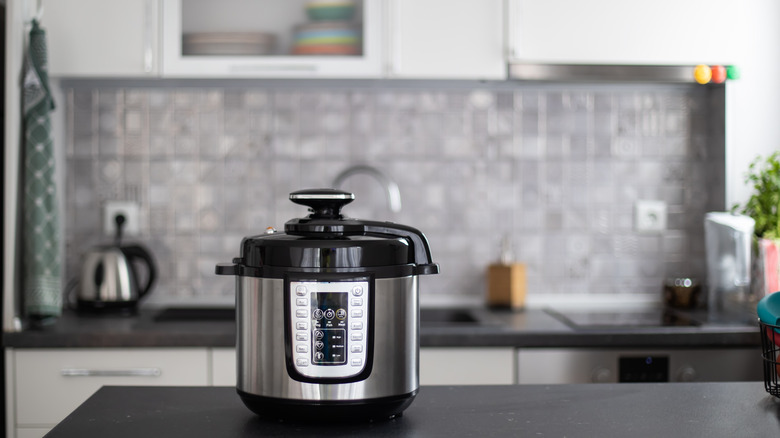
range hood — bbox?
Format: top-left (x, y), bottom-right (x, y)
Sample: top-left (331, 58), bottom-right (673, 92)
top-left (508, 63), bottom-right (733, 84)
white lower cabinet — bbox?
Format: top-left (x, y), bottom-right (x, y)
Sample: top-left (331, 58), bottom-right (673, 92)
top-left (13, 429), bottom-right (50, 438)
top-left (420, 347), bottom-right (515, 385)
top-left (7, 348), bottom-right (210, 438)
top-left (208, 347), bottom-right (519, 387)
top-left (211, 348), bottom-right (237, 386)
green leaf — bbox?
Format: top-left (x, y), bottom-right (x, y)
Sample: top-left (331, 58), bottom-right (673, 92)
top-left (734, 152), bottom-right (780, 238)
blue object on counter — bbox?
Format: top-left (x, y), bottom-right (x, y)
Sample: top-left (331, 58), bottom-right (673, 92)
top-left (757, 292), bottom-right (780, 326)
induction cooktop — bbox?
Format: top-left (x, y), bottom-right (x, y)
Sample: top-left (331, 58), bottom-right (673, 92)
top-left (544, 307), bottom-right (702, 330)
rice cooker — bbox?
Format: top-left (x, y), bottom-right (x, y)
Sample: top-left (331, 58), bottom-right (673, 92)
top-left (216, 188), bottom-right (439, 420)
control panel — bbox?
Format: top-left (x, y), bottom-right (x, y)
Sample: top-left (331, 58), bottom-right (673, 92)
top-left (289, 280), bottom-right (369, 379)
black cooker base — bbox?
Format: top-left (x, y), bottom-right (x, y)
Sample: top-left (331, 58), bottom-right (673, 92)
top-left (237, 388), bottom-right (418, 422)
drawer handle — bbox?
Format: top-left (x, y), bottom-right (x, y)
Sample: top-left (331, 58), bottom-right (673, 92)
top-left (228, 64), bottom-right (318, 73)
top-left (61, 368), bottom-right (162, 377)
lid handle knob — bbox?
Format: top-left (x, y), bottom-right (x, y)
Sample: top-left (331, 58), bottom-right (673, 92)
top-left (289, 188), bottom-right (355, 219)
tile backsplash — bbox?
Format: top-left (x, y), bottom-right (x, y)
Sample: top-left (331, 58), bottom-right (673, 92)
top-left (63, 82), bottom-right (725, 305)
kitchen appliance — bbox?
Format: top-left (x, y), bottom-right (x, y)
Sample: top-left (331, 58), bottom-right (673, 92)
top-left (216, 188), bottom-right (439, 420)
top-left (544, 307), bottom-right (701, 330)
top-left (533, 307), bottom-right (761, 384)
top-left (77, 215), bottom-right (157, 312)
top-left (517, 347), bottom-right (762, 384)
top-left (704, 212), bottom-right (755, 314)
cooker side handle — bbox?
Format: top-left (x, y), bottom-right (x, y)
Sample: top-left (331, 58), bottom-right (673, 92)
top-left (363, 221), bottom-right (440, 275)
top-left (215, 262), bottom-right (239, 276)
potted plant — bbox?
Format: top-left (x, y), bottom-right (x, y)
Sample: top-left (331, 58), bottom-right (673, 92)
top-left (733, 151), bottom-right (780, 297)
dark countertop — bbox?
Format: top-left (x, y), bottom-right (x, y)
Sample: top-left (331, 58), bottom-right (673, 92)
top-left (2, 306), bottom-right (761, 349)
top-left (46, 383), bottom-right (780, 437)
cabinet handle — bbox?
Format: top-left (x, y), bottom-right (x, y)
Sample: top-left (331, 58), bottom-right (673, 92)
top-left (143, 0), bottom-right (154, 73)
top-left (61, 368), bottom-right (162, 377)
top-left (228, 64), bottom-right (318, 73)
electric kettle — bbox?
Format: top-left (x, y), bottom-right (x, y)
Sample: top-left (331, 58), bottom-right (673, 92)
top-left (77, 215), bottom-right (157, 312)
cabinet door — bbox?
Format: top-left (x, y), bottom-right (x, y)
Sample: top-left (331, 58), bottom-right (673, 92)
top-left (15, 428), bottom-right (50, 438)
top-left (13, 348), bottom-right (209, 427)
top-left (420, 347), bottom-right (515, 385)
top-left (43, 0), bottom-right (159, 77)
top-left (508, 0), bottom-right (741, 65)
top-left (211, 348), bottom-right (237, 386)
top-left (387, 0), bottom-right (505, 79)
top-left (161, 0), bottom-right (383, 78)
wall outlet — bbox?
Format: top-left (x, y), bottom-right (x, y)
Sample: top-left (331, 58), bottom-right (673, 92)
top-left (635, 200), bottom-right (667, 233)
top-left (104, 201), bottom-right (140, 237)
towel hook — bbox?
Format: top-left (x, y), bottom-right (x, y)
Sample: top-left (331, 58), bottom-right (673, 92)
top-left (25, 0), bottom-right (44, 25)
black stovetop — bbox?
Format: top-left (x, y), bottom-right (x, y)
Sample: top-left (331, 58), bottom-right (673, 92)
top-left (544, 307), bottom-right (702, 330)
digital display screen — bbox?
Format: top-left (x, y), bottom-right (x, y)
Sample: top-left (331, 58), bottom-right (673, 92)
top-left (311, 292), bottom-right (348, 365)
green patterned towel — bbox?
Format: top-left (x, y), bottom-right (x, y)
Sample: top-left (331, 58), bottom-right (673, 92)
top-left (22, 20), bottom-right (61, 320)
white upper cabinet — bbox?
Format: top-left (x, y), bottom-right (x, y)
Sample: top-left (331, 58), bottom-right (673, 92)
top-left (508, 0), bottom-right (742, 65)
top-left (386, 0), bottom-right (505, 79)
top-left (161, 0), bottom-right (383, 78)
top-left (43, 0), bottom-right (159, 77)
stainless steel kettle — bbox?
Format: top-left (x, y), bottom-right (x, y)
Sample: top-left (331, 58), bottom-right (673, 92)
top-left (77, 215), bottom-right (157, 312)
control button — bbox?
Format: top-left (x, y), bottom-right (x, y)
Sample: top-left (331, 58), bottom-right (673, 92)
top-left (315, 341), bottom-right (324, 350)
top-left (296, 285), bottom-right (307, 296)
top-left (350, 344), bottom-right (363, 353)
top-left (313, 309), bottom-right (323, 320)
top-left (351, 309), bottom-right (363, 318)
top-left (296, 321), bottom-right (308, 330)
top-left (336, 308), bottom-right (347, 320)
top-left (295, 309), bottom-right (308, 318)
top-left (351, 332), bottom-right (363, 341)
top-left (351, 357), bottom-right (363, 367)
top-left (296, 344), bottom-right (308, 353)
top-left (296, 332), bottom-right (309, 341)
top-left (352, 286), bottom-right (364, 296)
top-left (351, 297), bottom-right (363, 306)
top-left (314, 352), bottom-right (325, 361)
top-left (350, 321), bottom-right (363, 330)
top-left (296, 298), bottom-right (308, 306)
top-left (325, 309), bottom-right (335, 320)
top-left (314, 330), bottom-right (324, 340)
top-left (296, 358), bottom-right (309, 367)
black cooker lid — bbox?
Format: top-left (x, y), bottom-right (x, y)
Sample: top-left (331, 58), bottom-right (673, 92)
top-left (216, 189), bottom-right (439, 277)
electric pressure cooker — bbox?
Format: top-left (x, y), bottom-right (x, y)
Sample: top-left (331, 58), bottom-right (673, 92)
top-left (216, 189), bottom-right (439, 421)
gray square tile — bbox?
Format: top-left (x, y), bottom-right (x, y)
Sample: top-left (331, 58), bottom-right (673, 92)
top-left (61, 84), bottom-right (723, 300)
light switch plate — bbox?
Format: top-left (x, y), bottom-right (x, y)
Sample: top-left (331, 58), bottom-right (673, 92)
top-left (104, 201), bottom-right (140, 236)
top-left (634, 200), bottom-right (667, 233)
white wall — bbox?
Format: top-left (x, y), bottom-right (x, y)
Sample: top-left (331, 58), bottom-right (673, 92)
top-left (726, 0), bottom-right (780, 208)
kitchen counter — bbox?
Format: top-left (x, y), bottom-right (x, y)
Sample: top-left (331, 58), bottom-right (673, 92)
top-left (46, 383), bottom-right (780, 437)
top-left (2, 306), bottom-right (761, 349)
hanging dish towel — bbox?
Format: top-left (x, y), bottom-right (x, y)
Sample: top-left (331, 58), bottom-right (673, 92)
top-left (22, 19), bottom-right (61, 321)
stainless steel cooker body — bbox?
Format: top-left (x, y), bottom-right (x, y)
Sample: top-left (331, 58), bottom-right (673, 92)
top-left (236, 275), bottom-right (419, 403)
top-left (217, 188), bottom-right (438, 420)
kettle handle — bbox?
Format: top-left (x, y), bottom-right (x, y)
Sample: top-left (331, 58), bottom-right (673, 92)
top-left (121, 245), bottom-right (158, 299)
